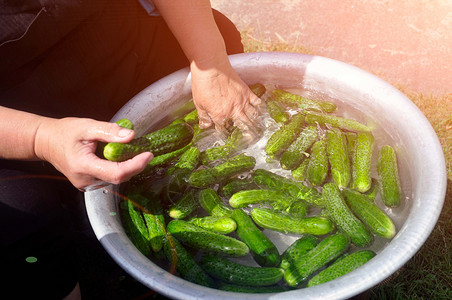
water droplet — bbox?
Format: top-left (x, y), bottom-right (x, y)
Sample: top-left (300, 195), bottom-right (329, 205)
top-left (109, 212), bottom-right (117, 216)
top-left (103, 189), bottom-right (108, 194)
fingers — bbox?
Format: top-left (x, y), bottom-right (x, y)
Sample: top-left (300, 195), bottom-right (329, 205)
top-left (197, 109), bottom-right (213, 129)
top-left (82, 120), bottom-right (136, 143)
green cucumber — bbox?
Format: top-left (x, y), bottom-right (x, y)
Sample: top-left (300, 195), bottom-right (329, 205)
top-left (305, 111), bottom-right (371, 132)
top-left (119, 200), bottom-right (150, 256)
top-left (252, 169), bottom-right (324, 207)
top-left (166, 219), bottom-right (249, 257)
top-left (168, 189), bottom-right (197, 219)
top-left (343, 188), bottom-right (396, 239)
top-left (326, 128), bottom-right (351, 188)
top-left (229, 189), bottom-right (297, 210)
top-left (280, 125), bottom-right (318, 170)
top-left (284, 233), bottom-right (350, 287)
top-left (306, 139), bottom-right (329, 186)
top-left (163, 234), bottom-right (214, 287)
top-left (232, 209), bottom-right (281, 267)
top-left (291, 158), bottom-right (309, 181)
top-left (365, 178), bottom-right (379, 201)
top-left (280, 235), bottom-right (318, 270)
top-left (322, 183), bottom-right (373, 247)
top-left (266, 98), bottom-right (290, 124)
top-left (377, 145), bottom-right (402, 207)
top-left (307, 249), bottom-right (376, 287)
top-left (198, 188), bottom-right (233, 217)
top-left (249, 83), bottom-right (267, 98)
top-left (188, 153), bottom-right (256, 188)
top-left (250, 207), bottom-right (334, 236)
top-left (351, 132), bottom-right (375, 193)
top-left (221, 177), bottom-right (258, 198)
top-left (265, 114), bottom-right (305, 158)
top-left (104, 122), bottom-right (194, 162)
top-left (183, 109), bottom-right (199, 125)
top-left (200, 128), bottom-right (244, 164)
top-left (271, 89), bottom-right (337, 113)
top-left (145, 143), bottom-right (192, 169)
top-left (217, 282), bottom-right (288, 293)
top-left (286, 200), bottom-right (309, 218)
top-left (200, 254), bottom-right (284, 287)
top-left (188, 216), bottom-right (237, 235)
top-left (115, 118), bottom-right (134, 129)
top-left (346, 132), bottom-right (357, 163)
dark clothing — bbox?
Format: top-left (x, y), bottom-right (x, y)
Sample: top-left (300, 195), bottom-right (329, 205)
top-left (0, 0), bottom-right (243, 298)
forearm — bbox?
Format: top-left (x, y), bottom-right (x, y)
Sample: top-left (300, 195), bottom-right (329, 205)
top-left (153, 0), bottom-right (228, 67)
top-left (0, 106), bottom-right (49, 160)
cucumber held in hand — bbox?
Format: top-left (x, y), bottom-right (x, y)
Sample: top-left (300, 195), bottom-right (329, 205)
top-left (103, 122), bottom-right (194, 162)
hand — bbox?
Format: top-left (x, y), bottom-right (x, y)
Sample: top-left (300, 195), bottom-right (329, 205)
top-left (34, 117), bottom-right (153, 190)
top-left (190, 56), bottom-right (262, 136)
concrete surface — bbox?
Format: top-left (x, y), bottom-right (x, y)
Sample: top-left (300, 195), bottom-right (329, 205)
top-left (212, 0), bottom-right (452, 97)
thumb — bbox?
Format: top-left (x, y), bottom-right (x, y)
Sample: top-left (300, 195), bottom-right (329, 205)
top-left (83, 120), bottom-right (136, 143)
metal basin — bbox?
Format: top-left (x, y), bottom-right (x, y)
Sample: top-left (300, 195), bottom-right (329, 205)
top-left (85, 52), bottom-right (447, 299)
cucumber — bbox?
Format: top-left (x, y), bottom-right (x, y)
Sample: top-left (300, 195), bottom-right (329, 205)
top-left (326, 128), bottom-right (351, 189)
top-left (365, 178), bottom-right (379, 201)
top-left (218, 282), bottom-right (288, 293)
top-left (163, 234), bottom-right (215, 287)
top-left (200, 254), bottom-right (284, 287)
top-left (198, 188), bottom-right (233, 217)
top-left (183, 109), bottom-right (199, 125)
top-left (265, 114), bottom-right (305, 158)
top-left (168, 189), bottom-right (197, 219)
top-left (286, 200), bottom-right (309, 218)
top-left (104, 122), bottom-right (194, 162)
top-left (271, 89), bottom-right (337, 113)
top-left (307, 249), bottom-right (376, 287)
top-left (250, 207), bottom-right (334, 236)
top-left (249, 83), bottom-right (267, 98)
top-left (200, 128), bottom-right (244, 164)
top-left (252, 169), bottom-right (324, 207)
top-left (119, 200), bottom-right (150, 256)
top-left (232, 209), bottom-right (281, 267)
top-left (291, 158), bottom-right (309, 181)
top-left (229, 189), bottom-right (297, 210)
top-left (322, 183), bottom-right (373, 247)
top-left (283, 233), bottom-right (350, 287)
top-left (188, 216), bottom-right (237, 235)
top-left (280, 235), bottom-right (318, 270)
top-left (343, 188), bottom-right (396, 239)
top-left (128, 193), bottom-right (166, 252)
top-left (304, 111), bottom-right (371, 132)
top-left (306, 139), bottom-right (329, 186)
top-left (266, 98), bottom-right (290, 124)
top-left (145, 143), bottom-right (192, 169)
top-left (351, 132), bottom-right (375, 193)
top-left (166, 219), bottom-right (249, 257)
top-left (280, 125), bottom-right (318, 170)
top-left (377, 145), bottom-right (402, 207)
top-left (115, 118), bottom-right (134, 129)
top-left (188, 153), bottom-right (256, 188)
top-left (221, 177), bottom-right (258, 198)
top-left (345, 132), bottom-right (357, 163)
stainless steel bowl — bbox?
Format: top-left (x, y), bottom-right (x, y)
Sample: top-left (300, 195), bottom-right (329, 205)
top-left (85, 52), bottom-right (447, 299)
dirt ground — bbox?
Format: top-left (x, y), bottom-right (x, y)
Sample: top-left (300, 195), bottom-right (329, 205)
top-left (211, 0), bottom-right (452, 97)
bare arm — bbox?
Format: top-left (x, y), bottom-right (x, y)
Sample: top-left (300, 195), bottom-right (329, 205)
top-left (153, 0), bottom-right (261, 133)
top-left (0, 106), bottom-right (152, 189)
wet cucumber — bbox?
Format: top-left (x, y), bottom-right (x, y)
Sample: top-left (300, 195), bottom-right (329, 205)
top-left (252, 169), bottom-right (324, 207)
top-left (168, 189), bottom-right (197, 219)
top-left (284, 233), bottom-right (350, 287)
top-left (200, 254), bottom-right (284, 287)
top-left (351, 132), bottom-right (375, 193)
top-left (377, 145), bottom-right (402, 207)
top-left (104, 122), bottom-right (194, 162)
top-left (326, 128), bottom-right (351, 188)
top-left (198, 188), bottom-right (233, 217)
top-left (266, 98), bottom-right (290, 124)
top-left (163, 234), bottom-right (215, 287)
top-left (286, 200), bottom-right (309, 218)
top-left (166, 219), bottom-right (249, 257)
top-left (200, 128), bottom-right (244, 164)
top-left (280, 125), bottom-right (318, 170)
top-left (249, 83), bottom-right (267, 98)
top-left (306, 139), bottom-right (329, 186)
top-left (322, 183), bottom-right (373, 247)
top-left (188, 216), bottom-right (237, 235)
top-left (183, 109), bottom-right (199, 125)
top-left (343, 188), bottom-right (396, 239)
top-left (229, 189), bottom-right (298, 210)
top-left (217, 282), bottom-right (288, 293)
top-left (307, 249), bottom-right (376, 287)
top-left (188, 153), bottom-right (256, 188)
top-left (250, 207), bottom-right (334, 236)
top-left (271, 89), bottom-right (337, 113)
top-left (119, 200), bottom-right (150, 256)
top-left (221, 177), bottom-right (258, 198)
top-left (304, 111), bottom-right (371, 132)
top-left (265, 114), bottom-right (305, 158)
top-left (232, 209), bottom-right (281, 267)
top-left (115, 118), bottom-right (134, 129)
top-left (280, 235), bottom-right (318, 270)
top-left (291, 158), bottom-right (309, 181)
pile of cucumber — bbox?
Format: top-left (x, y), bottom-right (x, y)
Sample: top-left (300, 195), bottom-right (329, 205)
top-left (103, 83), bottom-right (403, 292)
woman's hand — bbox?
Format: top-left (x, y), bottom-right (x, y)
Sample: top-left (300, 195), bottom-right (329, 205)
top-left (34, 117), bottom-right (153, 190)
top-left (190, 55), bottom-right (262, 135)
